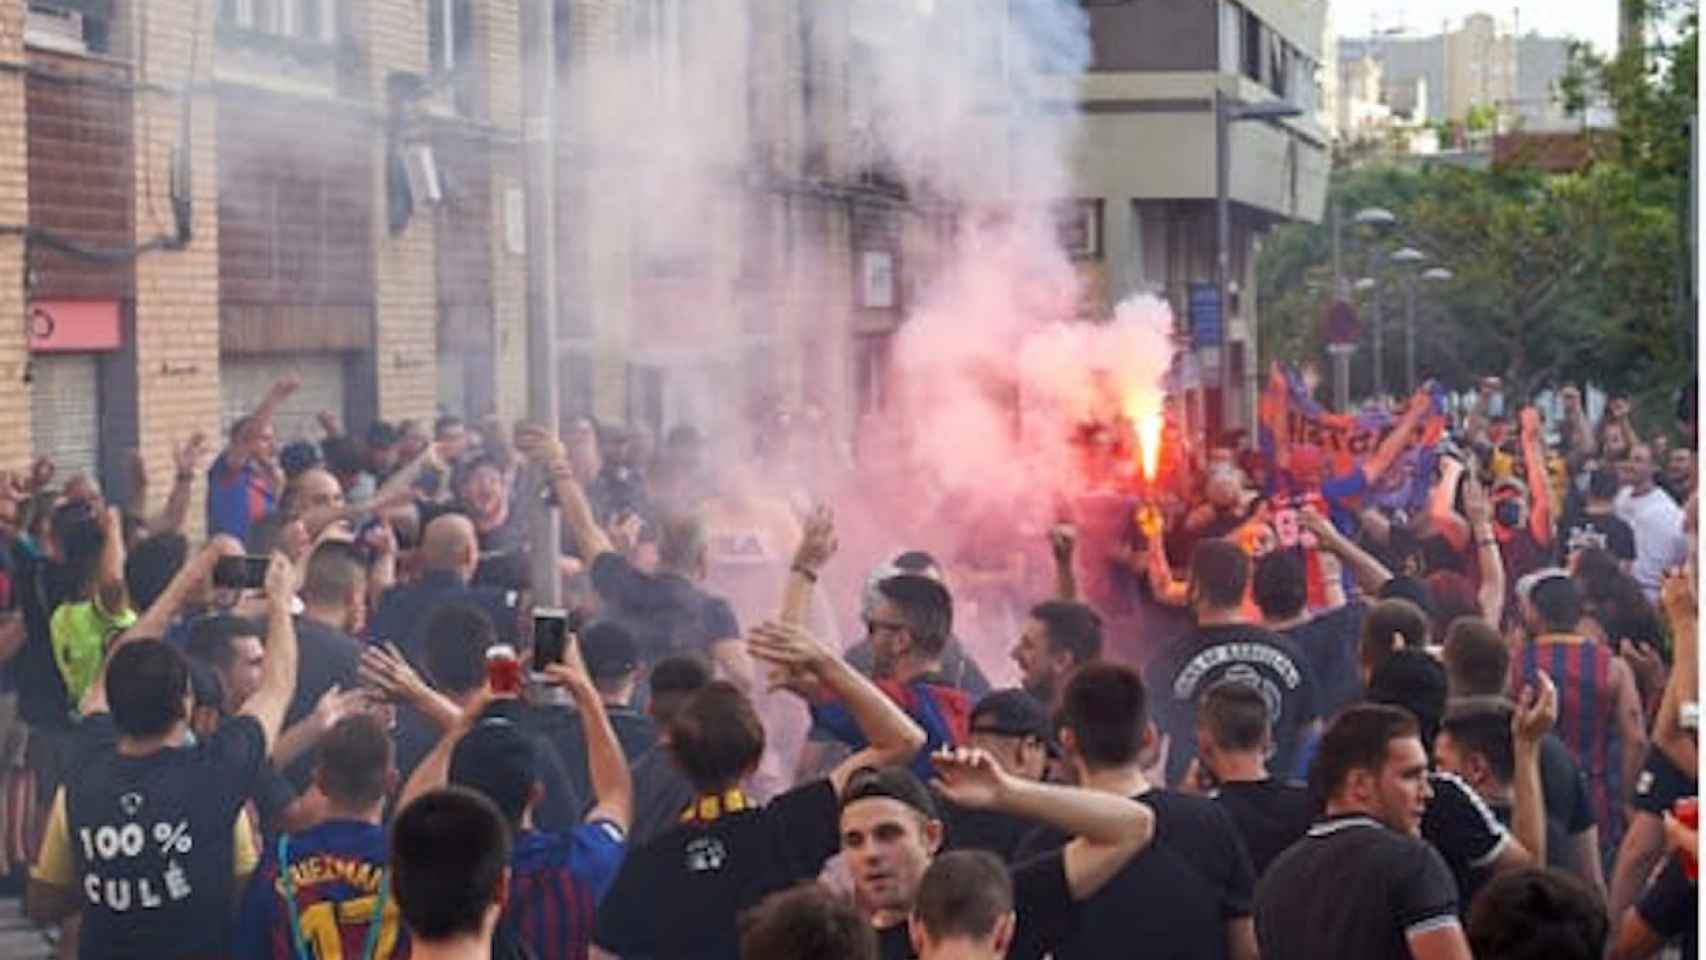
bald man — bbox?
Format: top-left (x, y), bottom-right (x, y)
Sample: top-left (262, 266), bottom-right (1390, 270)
top-left (368, 513), bottom-right (522, 666)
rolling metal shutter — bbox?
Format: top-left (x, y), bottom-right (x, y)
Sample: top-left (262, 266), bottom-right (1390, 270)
top-left (30, 353), bottom-right (101, 483)
top-left (220, 356), bottom-right (347, 448)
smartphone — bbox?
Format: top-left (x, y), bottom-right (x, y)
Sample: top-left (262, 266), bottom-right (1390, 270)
top-left (532, 608), bottom-right (569, 672)
top-left (213, 555), bottom-right (270, 591)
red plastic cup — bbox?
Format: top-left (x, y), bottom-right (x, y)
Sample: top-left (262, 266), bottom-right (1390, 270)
top-left (1675, 797), bottom-right (1698, 881)
top-left (486, 644), bottom-right (522, 696)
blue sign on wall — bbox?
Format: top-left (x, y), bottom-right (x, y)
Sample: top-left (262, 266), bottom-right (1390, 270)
top-left (1189, 282), bottom-right (1222, 349)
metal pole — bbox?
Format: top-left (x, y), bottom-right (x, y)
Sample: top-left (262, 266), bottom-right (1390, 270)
top-left (1331, 196), bottom-right (1343, 296)
top-left (1404, 272), bottom-right (1417, 394)
top-left (1332, 347), bottom-right (1351, 411)
top-left (1371, 273), bottom-right (1384, 402)
top-left (1214, 88), bottom-right (1231, 445)
top-left (524, 0), bottom-right (563, 605)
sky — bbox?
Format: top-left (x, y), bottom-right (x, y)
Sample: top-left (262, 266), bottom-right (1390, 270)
top-left (1330, 0), bottom-right (1621, 53)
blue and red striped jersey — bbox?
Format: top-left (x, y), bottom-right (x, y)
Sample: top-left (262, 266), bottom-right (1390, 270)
top-left (507, 820), bottom-right (627, 960)
top-left (234, 819), bottom-right (408, 960)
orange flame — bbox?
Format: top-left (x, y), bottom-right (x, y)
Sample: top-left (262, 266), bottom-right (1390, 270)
top-left (1136, 411), bottom-right (1162, 483)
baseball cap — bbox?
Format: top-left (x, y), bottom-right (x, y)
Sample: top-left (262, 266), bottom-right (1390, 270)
top-left (448, 714), bottom-right (537, 825)
top-left (841, 766), bottom-right (939, 821)
top-left (969, 689), bottom-right (1053, 742)
top-left (1515, 567), bottom-right (1572, 606)
top-left (1378, 575), bottom-right (1436, 619)
top-left (580, 621), bottom-right (638, 679)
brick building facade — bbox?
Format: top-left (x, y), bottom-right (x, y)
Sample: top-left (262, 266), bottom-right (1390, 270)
top-left (0, 0), bottom-right (948, 534)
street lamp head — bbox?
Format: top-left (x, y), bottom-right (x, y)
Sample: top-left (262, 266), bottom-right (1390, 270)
top-left (1390, 246), bottom-right (1427, 264)
top-left (1421, 267), bottom-right (1454, 281)
top-left (1353, 207), bottom-right (1397, 227)
top-left (1353, 277), bottom-right (1378, 291)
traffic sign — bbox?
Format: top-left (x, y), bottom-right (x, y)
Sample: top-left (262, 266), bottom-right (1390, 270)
top-left (1189, 283), bottom-right (1222, 349)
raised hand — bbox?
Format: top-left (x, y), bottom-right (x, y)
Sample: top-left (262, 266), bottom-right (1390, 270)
top-left (359, 642), bottom-right (433, 705)
top-left (793, 506), bottom-right (838, 573)
top-left (263, 551), bottom-right (294, 601)
top-left (174, 433), bottom-right (209, 476)
top-left (1462, 471), bottom-right (1493, 528)
top-left (1512, 670), bottom-right (1558, 746)
top-left (1520, 406), bottom-right (1543, 439)
top-left (929, 747), bottom-right (1014, 810)
top-left (1050, 523), bottom-right (1077, 564)
top-left (746, 621), bottom-right (833, 673)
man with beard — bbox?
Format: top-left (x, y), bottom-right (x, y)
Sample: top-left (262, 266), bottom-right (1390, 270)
top-left (1008, 601), bottom-right (1102, 707)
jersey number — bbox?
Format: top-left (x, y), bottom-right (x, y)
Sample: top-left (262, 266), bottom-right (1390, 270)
top-left (295, 894), bottom-right (402, 960)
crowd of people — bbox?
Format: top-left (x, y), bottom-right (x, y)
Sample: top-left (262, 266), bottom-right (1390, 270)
top-left (0, 368), bottom-right (1693, 960)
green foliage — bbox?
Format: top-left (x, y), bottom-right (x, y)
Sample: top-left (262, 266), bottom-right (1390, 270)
top-left (1261, 3), bottom-right (1695, 412)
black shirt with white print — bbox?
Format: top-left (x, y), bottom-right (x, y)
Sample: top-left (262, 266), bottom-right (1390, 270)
top-left (63, 713), bottom-right (267, 960)
top-left (1256, 814), bottom-right (1461, 960)
top-left (1145, 624), bottom-right (1320, 787)
top-left (594, 779), bottom-right (841, 960)
top-left (1420, 770), bottom-right (1511, 907)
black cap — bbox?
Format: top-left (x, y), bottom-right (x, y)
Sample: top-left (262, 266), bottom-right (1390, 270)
top-left (280, 440), bottom-right (322, 477)
top-left (1378, 575), bottom-right (1435, 618)
top-left (841, 766), bottom-right (938, 821)
top-left (580, 621), bottom-right (638, 679)
top-left (970, 689), bottom-right (1052, 741)
top-left (448, 714), bottom-right (537, 825)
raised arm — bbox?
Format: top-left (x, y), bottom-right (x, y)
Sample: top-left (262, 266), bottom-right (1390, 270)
top-left (148, 434), bottom-right (208, 536)
top-left (1363, 388), bottom-right (1433, 485)
top-left (544, 638), bottom-right (633, 832)
top-left (1510, 671), bottom-right (1558, 870)
top-left (1653, 570), bottom-right (1697, 777)
top-left (122, 537), bottom-right (241, 644)
top-left (236, 554), bottom-right (302, 754)
top-left (1300, 505), bottom-right (1392, 595)
top-left (359, 642), bottom-right (464, 735)
top-left (1519, 408), bottom-right (1553, 546)
top-left (1430, 456), bottom-right (1472, 553)
top-left (1462, 473), bottom-right (1506, 626)
top-left (529, 425), bottom-right (614, 561)
top-left (1051, 523), bottom-right (1079, 602)
top-left (931, 748), bottom-right (1155, 900)
top-left (1609, 656), bottom-right (1650, 803)
top-left (747, 621), bottom-right (926, 796)
top-left (779, 506), bottom-right (836, 627)
top-left (93, 506), bottom-right (130, 618)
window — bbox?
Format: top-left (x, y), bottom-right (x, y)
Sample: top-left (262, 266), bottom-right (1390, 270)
top-left (427, 0), bottom-right (475, 114)
top-left (1241, 9), bottom-right (1262, 83)
top-left (1054, 199), bottom-right (1103, 260)
top-left (220, 0), bottom-right (334, 43)
top-left (1219, 1), bottom-right (1243, 74)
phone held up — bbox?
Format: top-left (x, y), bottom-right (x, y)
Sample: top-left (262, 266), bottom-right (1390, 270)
top-left (531, 606), bottom-right (584, 673)
top-left (212, 555), bottom-right (270, 592)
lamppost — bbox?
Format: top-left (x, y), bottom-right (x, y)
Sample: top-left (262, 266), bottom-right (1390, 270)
top-left (1215, 91), bottom-right (1302, 445)
top-left (1329, 206), bottom-right (1398, 406)
top-left (1406, 265), bottom-right (1454, 392)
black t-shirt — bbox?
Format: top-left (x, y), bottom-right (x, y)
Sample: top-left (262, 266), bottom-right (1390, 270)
top-left (1560, 509), bottom-right (1637, 562)
top-left (13, 544), bottom-right (75, 729)
top-left (64, 713), bottom-right (267, 960)
top-left (1420, 771), bottom-right (1510, 906)
top-left (589, 553), bottom-right (740, 663)
top-left (1255, 815), bottom-right (1461, 960)
top-left (1633, 744), bottom-right (1698, 816)
top-left (1016, 790), bottom-right (1255, 960)
top-left (1540, 734), bottom-right (1597, 837)
top-left (1636, 856), bottom-right (1698, 960)
top-left (281, 617), bottom-right (362, 788)
top-left (594, 779), bottom-right (842, 959)
top-left (941, 802), bottom-right (1037, 863)
top-left (1145, 624), bottom-right (1320, 786)
top-left (626, 745), bottom-right (696, 847)
top-left (527, 701), bottom-right (658, 820)
top-left (1487, 799), bottom-right (1578, 879)
top-left (875, 850), bottom-right (1078, 960)
top-left (1279, 604), bottom-right (1365, 720)
top-left (1212, 779), bottom-right (1316, 877)
top-left (393, 699), bottom-right (585, 831)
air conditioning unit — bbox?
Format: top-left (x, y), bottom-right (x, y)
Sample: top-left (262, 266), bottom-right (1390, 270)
top-left (25, 5), bottom-right (87, 54)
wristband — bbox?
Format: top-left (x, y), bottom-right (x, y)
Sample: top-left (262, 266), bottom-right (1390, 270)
top-left (1476, 538), bottom-right (1497, 547)
top-left (791, 565), bottom-right (819, 583)
top-left (175, 471), bottom-right (194, 483)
